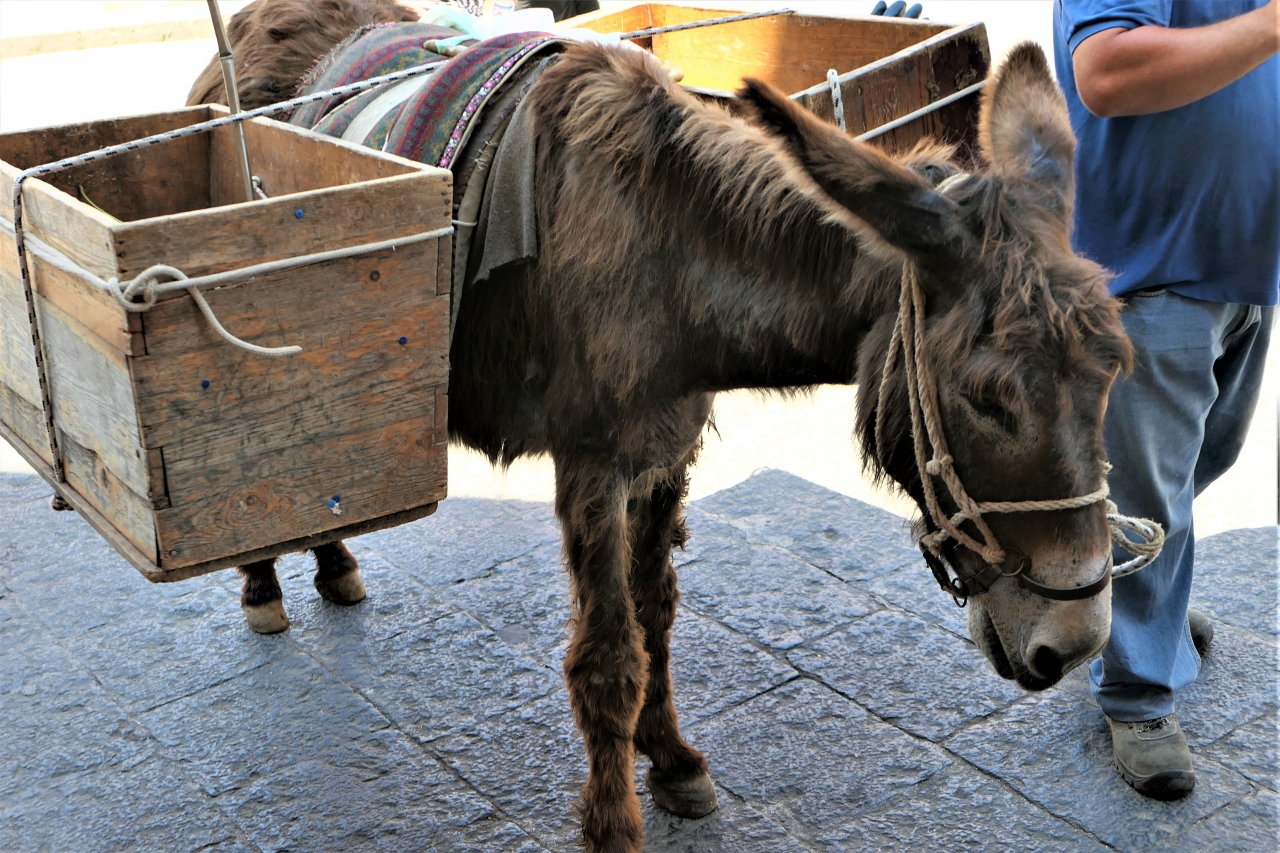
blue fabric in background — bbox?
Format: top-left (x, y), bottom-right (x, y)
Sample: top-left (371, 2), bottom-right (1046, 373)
top-left (1053, 0), bottom-right (1279, 305)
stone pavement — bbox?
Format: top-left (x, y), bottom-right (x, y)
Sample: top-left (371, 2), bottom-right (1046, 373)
top-left (1, 468), bottom-right (1276, 853)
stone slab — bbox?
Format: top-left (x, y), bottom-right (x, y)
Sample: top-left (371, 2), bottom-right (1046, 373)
top-left (945, 691), bottom-right (1256, 852)
top-left (693, 469), bottom-right (919, 582)
top-left (788, 609), bottom-right (1025, 742)
top-left (1201, 709), bottom-right (1278, 793)
top-left (1148, 788), bottom-right (1279, 853)
top-left (841, 760), bottom-right (1114, 852)
top-left (675, 505), bottom-right (749, 568)
top-left (299, 608), bottom-right (561, 744)
top-left (686, 678), bottom-right (952, 848)
top-left (0, 755), bottom-right (238, 853)
top-left (64, 584), bottom-right (292, 713)
top-left (217, 735), bottom-right (547, 853)
top-left (1192, 526), bottom-right (1279, 637)
top-left (864, 558), bottom-right (973, 640)
top-left (1174, 621), bottom-right (1279, 747)
top-left (678, 541), bottom-right (879, 650)
top-left (140, 651), bottom-right (397, 797)
top-left (357, 497), bottom-right (560, 587)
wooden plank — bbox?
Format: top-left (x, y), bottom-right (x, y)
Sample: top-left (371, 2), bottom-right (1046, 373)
top-left (37, 296), bottom-right (150, 499)
top-left (0, 380), bottom-right (51, 466)
top-left (0, 109), bottom-right (211, 224)
top-left (646, 7), bottom-right (948, 96)
top-left (144, 500), bottom-right (440, 583)
top-left (434, 385), bottom-right (449, 447)
top-left (111, 170), bottom-right (451, 280)
top-left (436, 225), bottom-right (451, 296)
top-left (154, 415), bottom-right (448, 568)
top-left (59, 428), bottom-right (158, 563)
top-left (3, 165), bottom-right (121, 281)
top-left (29, 254), bottom-right (143, 355)
top-left (146, 447), bottom-right (170, 510)
top-left (209, 116), bottom-right (429, 206)
top-left (0, 225), bottom-right (45, 411)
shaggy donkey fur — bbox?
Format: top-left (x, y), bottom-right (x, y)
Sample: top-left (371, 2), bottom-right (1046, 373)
top-left (190, 3), bottom-right (1129, 849)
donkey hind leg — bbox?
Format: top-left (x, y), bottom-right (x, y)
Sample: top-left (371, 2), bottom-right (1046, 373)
top-left (559, 460), bottom-right (648, 853)
top-left (311, 540), bottom-right (366, 605)
top-left (238, 558), bottom-right (289, 634)
top-left (629, 465), bottom-right (717, 819)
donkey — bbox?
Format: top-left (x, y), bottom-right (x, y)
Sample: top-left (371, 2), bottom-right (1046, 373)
top-left (192, 5), bottom-right (1130, 850)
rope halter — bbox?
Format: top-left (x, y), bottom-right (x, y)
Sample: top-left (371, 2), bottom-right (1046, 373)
top-left (875, 261), bottom-right (1165, 606)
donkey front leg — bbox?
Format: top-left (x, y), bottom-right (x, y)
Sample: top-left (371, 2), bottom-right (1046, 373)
top-left (558, 460), bottom-right (648, 853)
top-left (237, 558), bottom-right (289, 634)
top-left (628, 466), bottom-right (717, 819)
top-left (311, 540), bottom-right (367, 605)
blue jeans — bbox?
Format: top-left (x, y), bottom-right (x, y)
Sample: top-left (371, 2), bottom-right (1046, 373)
top-left (1090, 290), bottom-right (1273, 722)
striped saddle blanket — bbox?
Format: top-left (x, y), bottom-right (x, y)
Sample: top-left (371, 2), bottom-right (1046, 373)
top-left (291, 23), bottom-right (562, 170)
top-left (289, 23), bottom-right (566, 334)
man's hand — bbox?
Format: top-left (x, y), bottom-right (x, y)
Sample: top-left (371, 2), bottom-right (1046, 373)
top-left (871, 2), bottom-right (923, 19)
top-left (1074, 0), bottom-right (1279, 117)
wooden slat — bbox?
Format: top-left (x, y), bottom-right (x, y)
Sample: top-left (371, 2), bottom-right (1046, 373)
top-left (37, 296), bottom-right (150, 499)
top-left (30, 254), bottom-right (143, 355)
top-left (209, 116), bottom-right (428, 206)
top-left (643, 7), bottom-right (949, 96)
top-left (0, 380), bottom-right (50, 465)
top-left (3, 165), bottom-right (120, 281)
top-left (0, 226), bottom-right (45, 411)
top-left (144, 500), bottom-right (440, 583)
top-left (59, 428), bottom-right (158, 563)
top-left (111, 170), bottom-right (451, 280)
top-left (155, 415), bottom-right (448, 568)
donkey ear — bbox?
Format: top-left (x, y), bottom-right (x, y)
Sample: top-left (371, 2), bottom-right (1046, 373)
top-left (978, 42), bottom-right (1075, 221)
top-left (736, 78), bottom-right (971, 259)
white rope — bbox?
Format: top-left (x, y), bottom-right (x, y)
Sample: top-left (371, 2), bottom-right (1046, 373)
top-left (1, 215), bottom-right (452, 356)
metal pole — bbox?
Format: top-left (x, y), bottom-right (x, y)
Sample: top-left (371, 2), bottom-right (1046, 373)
top-left (206, 0), bottom-right (255, 203)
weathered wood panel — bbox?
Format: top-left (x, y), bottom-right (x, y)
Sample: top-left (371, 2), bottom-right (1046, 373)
top-left (0, 381), bottom-right (50, 466)
top-left (155, 415), bottom-right (448, 567)
top-left (131, 249), bottom-right (449, 453)
top-left (0, 108), bottom-right (212, 222)
top-left (2, 164), bottom-right (120, 280)
top-left (0, 222), bottom-right (45, 411)
top-left (59, 428), bottom-right (158, 562)
top-left (30, 253), bottom-right (142, 355)
top-left (209, 115), bottom-right (427, 205)
top-left (37, 296), bottom-right (150, 499)
top-left (112, 170), bottom-right (451, 280)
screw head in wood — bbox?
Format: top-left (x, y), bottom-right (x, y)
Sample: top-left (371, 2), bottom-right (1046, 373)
top-left (399, 336), bottom-right (408, 345)
top-left (201, 379), bottom-right (210, 389)
top-left (295, 209), bottom-right (305, 219)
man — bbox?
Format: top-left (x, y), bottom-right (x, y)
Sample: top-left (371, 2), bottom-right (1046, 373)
top-left (1054, 0), bottom-right (1278, 799)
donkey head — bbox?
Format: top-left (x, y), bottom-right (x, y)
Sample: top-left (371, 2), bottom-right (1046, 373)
top-left (739, 44), bottom-right (1131, 690)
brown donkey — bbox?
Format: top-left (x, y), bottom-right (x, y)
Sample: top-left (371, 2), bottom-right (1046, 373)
top-left (192, 6), bottom-right (1130, 850)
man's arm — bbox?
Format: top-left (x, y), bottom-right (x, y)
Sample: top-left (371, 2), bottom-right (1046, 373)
top-left (1073, 0), bottom-right (1279, 117)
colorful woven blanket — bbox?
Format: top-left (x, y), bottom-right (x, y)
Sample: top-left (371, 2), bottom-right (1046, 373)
top-left (291, 23), bottom-right (563, 170)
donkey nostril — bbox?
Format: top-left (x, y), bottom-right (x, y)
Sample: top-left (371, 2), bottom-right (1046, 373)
top-left (1030, 645), bottom-right (1064, 682)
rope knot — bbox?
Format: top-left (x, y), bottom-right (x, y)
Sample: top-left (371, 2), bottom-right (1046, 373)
top-left (925, 454), bottom-right (952, 476)
top-left (111, 264), bottom-right (188, 313)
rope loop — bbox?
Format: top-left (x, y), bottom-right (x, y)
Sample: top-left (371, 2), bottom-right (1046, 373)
top-left (111, 264), bottom-right (187, 312)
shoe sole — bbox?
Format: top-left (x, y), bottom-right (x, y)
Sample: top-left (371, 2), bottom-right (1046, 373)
top-left (1114, 755), bottom-right (1195, 800)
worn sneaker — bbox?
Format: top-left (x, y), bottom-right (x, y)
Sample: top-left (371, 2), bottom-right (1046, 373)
top-left (1188, 608), bottom-right (1213, 655)
top-left (1107, 714), bottom-right (1196, 800)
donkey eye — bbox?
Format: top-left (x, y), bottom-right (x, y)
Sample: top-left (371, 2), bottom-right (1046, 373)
top-left (963, 392), bottom-right (1017, 431)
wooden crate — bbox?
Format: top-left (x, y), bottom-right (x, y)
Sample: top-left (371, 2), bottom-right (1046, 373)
top-left (0, 107), bottom-right (452, 581)
top-left (564, 4), bottom-right (991, 161)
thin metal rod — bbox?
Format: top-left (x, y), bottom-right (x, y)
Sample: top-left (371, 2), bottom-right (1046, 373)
top-left (618, 8), bottom-right (794, 41)
top-left (207, 0), bottom-right (255, 202)
top-left (856, 81), bottom-right (986, 142)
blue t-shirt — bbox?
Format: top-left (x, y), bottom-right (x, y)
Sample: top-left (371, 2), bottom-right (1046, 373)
top-left (1054, 0), bottom-right (1279, 305)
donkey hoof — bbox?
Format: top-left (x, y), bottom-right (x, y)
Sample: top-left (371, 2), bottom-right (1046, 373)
top-left (315, 572), bottom-right (367, 605)
top-left (646, 769), bottom-right (718, 818)
top-left (242, 600), bottom-right (290, 634)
